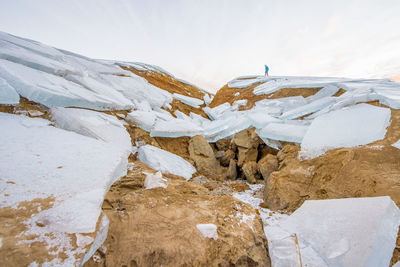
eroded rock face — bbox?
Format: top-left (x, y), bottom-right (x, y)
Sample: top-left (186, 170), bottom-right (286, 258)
top-left (242, 161), bottom-right (259, 184)
top-left (87, 162), bottom-right (271, 267)
top-left (220, 149), bottom-right (235, 166)
top-left (264, 144), bottom-right (400, 211)
top-left (257, 154), bottom-right (278, 180)
top-left (226, 159), bottom-right (238, 180)
top-left (237, 147), bottom-right (258, 167)
top-left (188, 135), bottom-right (218, 178)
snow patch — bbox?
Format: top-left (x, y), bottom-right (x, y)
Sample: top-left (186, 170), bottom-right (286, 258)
top-left (196, 224), bottom-right (218, 240)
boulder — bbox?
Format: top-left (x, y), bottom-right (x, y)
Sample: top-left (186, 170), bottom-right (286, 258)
top-left (92, 163), bottom-right (271, 267)
top-left (220, 149), bottom-right (235, 166)
top-left (237, 147), bottom-right (258, 167)
top-left (242, 161), bottom-right (259, 184)
top-left (188, 135), bottom-right (218, 178)
top-left (258, 154), bottom-right (278, 180)
top-left (232, 128), bottom-right (262, 149)
top-left (226, 159), bottom-right (237, 180)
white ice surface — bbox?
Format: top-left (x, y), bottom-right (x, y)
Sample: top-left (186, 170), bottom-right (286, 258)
top-left (257, 122), bottom-right (309, 143)
top-left (126, 110), bottom-right (156, 132)
top-left (269, 197), bottom-right (400, 267)
top-left (0, 77), bottom-right (19, 104)
top-left (300, 103), bottom-right (391, 159)
top-left (0, 31), bottom-right (176, 111)
top-left (173, 93), bottom-right (204, 108)
top-left (50, 107), bottom-right (131, 155)
top-left (80, 214), bottom-right (109, 266)
top-left (144, 171), bottom-right (167, 189)
top-left (0, 113), bottom-right (127, 234)
top-left (196, 224), bottom-right (218, 240)
top-left (150, 118), bottom-right (204, 138)
top-left (138, 145), bottom-right (196, 180)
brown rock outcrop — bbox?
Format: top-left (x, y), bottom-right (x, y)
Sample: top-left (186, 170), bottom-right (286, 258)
top-left (257, 154), bottom-right (278, 180)
top-left (226, 159), bottom-right (238, 180)
top-left (242, 161), bottom-right (259, 184)
top-left (220, 149), bottom-right (235, 166)
top-left (188, 135), bottom-right (218, 178)
top-left (87, 161), bottom-right (271, 267)
top-left (237, 147), bottom-right (258, 167)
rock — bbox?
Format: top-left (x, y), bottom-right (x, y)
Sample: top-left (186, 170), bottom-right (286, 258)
top-left (237, 147), bottom-right (258, 167)
top-left (265, 144), bottom-right (400, 211)
top-left (216, 138), bottom-right (231, 151)
top-left (242, 161), bottom-right (259, 184)
top-left (188, 135), bottom-right (218, 178)
top-left (259, 144), bottom-right (279, 159)
top-left (258, 154), bottom-right (278, 180)
top-left (276, 144), bottom-right (300, 169)
top-left (215, 150), bottom-right (225, 159)
top-left (226, 159), bottom-right (237, 180)
top-left (93, 162), bottom-right (271, 267)
top-left (220, 149), bottom-right (235, 166)
top-left (232, 128), bottom-right (262, 149)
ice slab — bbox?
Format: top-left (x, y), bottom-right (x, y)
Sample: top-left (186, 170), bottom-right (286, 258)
top-left (50, 107), bottom-right (131, 159)
top-left (196, 224), bottom-right (218, 240)
top-left (138, 145), bottom-right (196, 180)
top-left (305, 85), bottom-right (340, 103)
top-left (300, 103), bottom-right (390, 159)
top-left (257, 122), bottom-right (309, 143)
top-left (80, 214), bottom-right (109, 266)
top-left (126, 110), bottom-right (156, 132)
top-left (280, 96), bottom-right (336, 120)
top-left (144, 171), bottom-right (167, 189)
top-left (247, 111), bottom-right (281, 128)
top-left (267, 196), bottom-right (400, 267)
top-left (150, 118), bottom-right (203, 138)
top-left (0, 113), bottom-right (127, 233)
top-left (0, 77), bottom-right (19, 104)
top-left (392, 139), bottom-right (400, 149)
top-left (228, 76), bottom-right (267, 88)
top-left (203, 102), bottom-right (232, 120)
top-left (203, 93), bottom-right (213, 106)
top-left (173, 93), bottom-right (204, 108)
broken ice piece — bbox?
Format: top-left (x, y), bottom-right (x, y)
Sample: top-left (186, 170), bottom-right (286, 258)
top-left (196, 224), bottom-right (218, 240)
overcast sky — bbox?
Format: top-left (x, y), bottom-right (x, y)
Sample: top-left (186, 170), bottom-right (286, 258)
top-left (1, 0), bottom-right (400, 92)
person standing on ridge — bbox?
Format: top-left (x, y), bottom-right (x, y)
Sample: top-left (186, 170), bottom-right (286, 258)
top-left (265, 64), bottom-right (269, 76)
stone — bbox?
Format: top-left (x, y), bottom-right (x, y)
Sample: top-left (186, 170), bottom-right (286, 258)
top-left (242, 161), bottom-right (259, 184)
top-left (232, 128), bottom-right (262, 149)
top-left (220, 149), bottom-right (235, 166)
top-left (258, 154), bottom-right (278, 180)
top-left (216, 138), bottom-right (231, 151)
top-left (226, 159), bottom-right (237, 180)
top-left (237, 147), bottom-right (258, 167)
top-left (188, 135), bottom-right (218, 178)
top-left (215, 150), bottom-right (225, 159)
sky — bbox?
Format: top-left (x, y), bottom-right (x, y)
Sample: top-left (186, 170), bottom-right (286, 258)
top-left (1, 0), bottom-right (400, 92)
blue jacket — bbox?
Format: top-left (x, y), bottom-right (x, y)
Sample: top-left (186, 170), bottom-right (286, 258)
top-left (265, 65), bottom-right (269, 71)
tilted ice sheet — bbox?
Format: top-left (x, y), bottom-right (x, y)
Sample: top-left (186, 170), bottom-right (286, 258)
top-left (126, 110), bottom-right (156, 132)
top-left (269, 197), bottom-right (400, 267)
top-left (280, 96), bottom-right (336, 120)
top-left (173, 93), bottom-right (204, 108)
top-left (138, 145), bottom-right (196, 180)
top-left (300, 103), bottom-right (391, 159)
top-left (257, 122), bottom-right (309, 143)
top-left (0, 77), bottom-right (19, 104)
top-left (150, 118), bottom-right (204, 138)
top-left (50, 107), bottom-right (131, 157)
top-left (0, 59), bottom-right (133, 110)
top-left (0, 113), bottom-right (128, 233)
